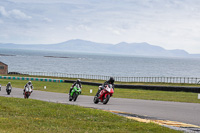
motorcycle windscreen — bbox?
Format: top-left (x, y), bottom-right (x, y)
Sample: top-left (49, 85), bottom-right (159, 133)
top-left (25, 87), bottom-right (32, 92)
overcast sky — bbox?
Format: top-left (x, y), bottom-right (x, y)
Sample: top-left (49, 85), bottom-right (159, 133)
top-left (0, 0), bottom-right (200, 53)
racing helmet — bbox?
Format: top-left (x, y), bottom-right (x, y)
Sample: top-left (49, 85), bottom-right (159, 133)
top-left (76, 79), bottom-right (81, 84)
top-left (28, 81), bottom-right (32, 85)
top-left (108, 77), bottom-right (115, 84)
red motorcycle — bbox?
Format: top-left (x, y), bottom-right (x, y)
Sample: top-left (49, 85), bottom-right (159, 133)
top-left (24, 85), bottom-right (32, 99)
top-left (93, 84), bottom-right (114, 104)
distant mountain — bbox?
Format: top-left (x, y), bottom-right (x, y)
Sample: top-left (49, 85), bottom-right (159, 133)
top-left (0, 39), bottom-right (196, 57)
top-left (113, 42), bottom-right (190, 57)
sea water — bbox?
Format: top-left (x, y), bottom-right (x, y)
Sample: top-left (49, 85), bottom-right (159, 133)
top-left (1, 48), bottom-right (200, 77)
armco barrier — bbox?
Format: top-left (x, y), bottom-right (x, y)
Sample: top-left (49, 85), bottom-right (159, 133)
top-left (0, 76), bottom-right (63, 83)
top-left (64, 80), bottom-right (200, 93)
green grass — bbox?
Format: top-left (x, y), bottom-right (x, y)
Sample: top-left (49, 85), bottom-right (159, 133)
top-left (113, 89), bottom-right (200, 103)
top-left (0, 78), bottom-right (69, 93)
top-left (1, 78), bottom-right (200, 103)
top-left (0, 96), bottom-right (182, 133)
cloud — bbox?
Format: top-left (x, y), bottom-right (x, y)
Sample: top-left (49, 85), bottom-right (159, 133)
top-left (1, 0), bottom-right (200, 53)
top-left (0, 6), bottom-right (32, 20)
top-left (7, 0), bottom-right (90, 4)
top-left (77, 25), bottom-right (90, 31)
top-left (43, 17), bottom-right (52, 22)
top-left (65, 25), bottom-right (90, 32)
top-left (0, 6), bottom-right (8, 17)
top-left (0, 19), bottom-right (3, 24)
top-left (106, 27), bottom-right (123, 35)
top-left (9, 9), bottom-right (32, 20)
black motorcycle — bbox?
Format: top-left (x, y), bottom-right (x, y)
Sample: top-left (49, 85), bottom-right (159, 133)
top-left (6, 86), bottom-right (12, 95)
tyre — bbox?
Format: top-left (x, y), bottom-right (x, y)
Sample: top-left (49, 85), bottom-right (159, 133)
top-left (26, 93), bottom-right (29, 99)
top-left (93, 96), bottom-right (99, 104)
top-left (7, 91), bottom-right (10, 95)
top-left (69, 94), bottom-right (72, 101)
top-left (73, 93), bottom-right (78, 101)
top-left (103, 94), bottom-right (110, 104)
top-left (74, 94), bottom-right (78, 101)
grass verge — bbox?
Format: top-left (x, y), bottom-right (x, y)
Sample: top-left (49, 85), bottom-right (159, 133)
top-left (0, 96), bottom-right (182, 133)
top-left (0, 78), bottom-right (200, 103)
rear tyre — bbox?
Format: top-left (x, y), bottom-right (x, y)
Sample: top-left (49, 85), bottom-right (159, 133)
top-left (93, 96), bottom-right (99, 104)
top-left (103, 95), bottom-right (110, 104)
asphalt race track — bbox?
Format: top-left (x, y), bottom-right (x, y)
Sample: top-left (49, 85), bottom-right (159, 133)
top-left (1, 86), bottom-right (200, 126)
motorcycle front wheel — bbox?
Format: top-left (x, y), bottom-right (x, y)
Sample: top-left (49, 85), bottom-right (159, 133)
top-left (73, 93), bottom-right (78, 101)
top-left (69, 93), bottom-right (72, 101)
top-left (7, 90), bottom-right (11, 95)
top-left (93, 96), bottom-right (99, 104)
top-left (24, 93), bottom-right (29, 99)
top-left (103, 94), bottom-right (110, 104)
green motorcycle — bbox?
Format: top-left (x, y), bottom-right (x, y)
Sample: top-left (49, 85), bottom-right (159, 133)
top-left (69, 84), bottom-right (82, 101)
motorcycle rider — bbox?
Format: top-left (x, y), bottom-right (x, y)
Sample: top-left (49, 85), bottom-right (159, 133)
top-left (6, 82), bottom-right (12, 91)
top-left (69, 79), bottom-right (82, 94)
top-left (95, 77), bottom-right (115, 96)
top-left (23, 81), bottom-right (33, 94)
